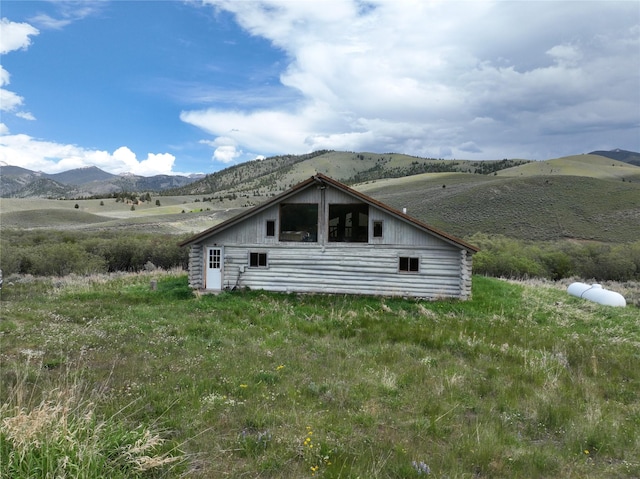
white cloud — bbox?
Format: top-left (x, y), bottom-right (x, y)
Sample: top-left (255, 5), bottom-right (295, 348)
top-left (16, 111), bottom-right (36, 121)
top-left (187, 0), bottom-right (639, 160)
top-left (213, 145), bottom-right (241, 163)
top-left (27, 2), bottom-right (107, 30)
top-left (1, 21), bottom-right (39, 119)
top-left (0, 18), bottom-right (39, 54)
top-left (0, 9), bottom-right (181, 176)
top-left (0, 86), bottom-right (25, 112)
top-left (0, 133), bottom-right (176, 176)
top-left (200, 136), bottom-right (244, 164)
top-left (27, 13), bottom-right (73, 30)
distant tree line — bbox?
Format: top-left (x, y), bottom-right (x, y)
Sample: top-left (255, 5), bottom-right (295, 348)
top-left (345, 158), bottom-right (530, 184)
top-left (0, 230), bottom-right (188, 277)
top-left (470, 159), bottom-right (530, 175)
top-left (68, 191), bottom-right (156, 202)
top-left (2, 229), bottom-right (638, 282)
top-left (469, 233), bottom-right (640, 281)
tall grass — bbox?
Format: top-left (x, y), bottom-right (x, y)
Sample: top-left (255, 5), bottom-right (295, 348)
top-left (0, 352), bottom-right (184, 478)
top-left (1, 272), bottom-right (638, 478)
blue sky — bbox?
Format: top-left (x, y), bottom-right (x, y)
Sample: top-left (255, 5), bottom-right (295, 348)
top-left (1, 1), bottom-right (639, 176)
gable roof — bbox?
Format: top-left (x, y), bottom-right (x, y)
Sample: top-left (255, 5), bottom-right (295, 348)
top-left (179, 173), bottom-right (479, 253)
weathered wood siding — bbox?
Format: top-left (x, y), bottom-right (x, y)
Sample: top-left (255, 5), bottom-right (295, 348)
top-left (185, 182), bottom-right (475, 299)
top-left (203, 193), bottom-right (449, 248)
top-left (218, 243), bottom-right (468, 298)
top-left (187, 244), bottom-right (203, 289)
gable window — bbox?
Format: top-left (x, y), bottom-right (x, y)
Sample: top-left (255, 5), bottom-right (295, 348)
top-left (266, 220), bottom-right (275, 237)
top-left (249, 252), bottom-right (268, 268)
top-left (328, 204), bottom-right (369, 242)
top-left (399, 256), bottom-right (419, 273)
top-left (280, 204), bottom-right (318, 242)
top-left (373, 220), bottom-right (383, 238)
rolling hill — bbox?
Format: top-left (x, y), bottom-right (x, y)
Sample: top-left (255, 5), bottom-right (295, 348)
top-left (1, 150), bottom-right (638, 243)
top-left (496, 154), bottom-right (640, 181)
top-left (590, 148), bottom-right (640, 166)
top-left (357, 172), bottom-right (640, 242)
top-left (166, 151), bottom-right (530, 197)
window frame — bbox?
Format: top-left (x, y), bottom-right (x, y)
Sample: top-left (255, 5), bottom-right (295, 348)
top-left (327, 203), bottom-right (369, 243)
top-left (398, 256), bottom-right (420, 273)
top-left (372, 220), bottom-right (383, 238)
top-left (249, 252), bottom-right (268, 268)
top-left (266, 219), bottom-right (276, 237)
top-left (279, 203), bottom-right (319, 242)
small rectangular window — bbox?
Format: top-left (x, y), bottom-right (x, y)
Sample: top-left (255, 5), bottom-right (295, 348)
top-left (399, 256), bottom-right (419, 273)
top-left (266, 220), bottom-right (275, 237)
top-left (373, 220), bottom-right (383, 238)
top-left (249, 252), bottom-right (268, 268)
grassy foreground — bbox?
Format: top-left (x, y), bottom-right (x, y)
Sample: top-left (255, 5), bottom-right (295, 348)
top-left (1, 273), bottom-right (638, 478)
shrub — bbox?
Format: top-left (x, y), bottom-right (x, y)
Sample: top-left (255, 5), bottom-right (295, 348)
top-left (468, 233), bottom-right (640, 281)
top-left (0, 230), bottom-right (189, 276)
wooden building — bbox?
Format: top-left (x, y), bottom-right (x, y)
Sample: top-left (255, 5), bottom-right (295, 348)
top-left (180, 174), bottom-right (478, 299)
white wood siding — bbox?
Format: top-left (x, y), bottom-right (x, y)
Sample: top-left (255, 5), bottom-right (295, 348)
top-left (201, 199), bottom-right (447, 248)
top-left (214, 243), bottom-right (468, 298)
top-left (186, 181), bottom-right (475, 299)
top-left (187, 244), bottom-right (203, 289)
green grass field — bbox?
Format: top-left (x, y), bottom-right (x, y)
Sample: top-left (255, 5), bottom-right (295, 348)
top-left (1, 272), bottom-right (638, 478)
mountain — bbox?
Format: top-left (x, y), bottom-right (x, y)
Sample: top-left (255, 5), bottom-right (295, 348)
top-left (2, 149), bottom-right (638, 202)
top-left (48, 166), bottom-right (116, 185)
top-left (0, 165), bottom-right (205, 198)
top-left (166, 151), bottom-right (531, 197)
top-left (2, 152), bottom-right (638, 243)
top-left (589, 149), bottom-right (640, 166)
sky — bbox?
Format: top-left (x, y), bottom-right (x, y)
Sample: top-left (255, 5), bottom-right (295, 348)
top-left (1, 1), bottom-right (639, 177)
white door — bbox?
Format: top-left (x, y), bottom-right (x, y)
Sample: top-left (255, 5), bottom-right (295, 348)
top-left (205, 247), bottom-right (223, 290)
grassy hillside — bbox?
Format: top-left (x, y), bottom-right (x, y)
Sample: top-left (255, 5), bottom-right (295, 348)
top-left (168, 150), bottom-right (529, 197)
top-left (3, 154), bottom-right (638, 242)
top-left (498, 154), bottom-right (640, 181)
top-left (0, 196), bottom-right (243, 234)
top-left (1, 273), bottom-right (638, 478)
top-left (358, 173), bottom-right (640, 242)
top-left (0, 208), bottom-right (115, 228)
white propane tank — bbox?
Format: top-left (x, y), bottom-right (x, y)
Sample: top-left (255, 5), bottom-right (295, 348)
top-left (567, 282), bottom-right (626, 307)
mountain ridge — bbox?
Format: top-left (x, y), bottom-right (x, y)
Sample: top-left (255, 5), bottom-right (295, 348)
top-left (0, 165), bottom-right (205, 198)
top-left (1, 149), bottom-right (638, 199)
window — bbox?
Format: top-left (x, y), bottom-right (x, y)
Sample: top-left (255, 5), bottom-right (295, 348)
top-left (279, 204), bottom-right (318, 242)
top-left (373, 220), bottom-right (383, 238)
top-left (399, 256), bottom-right (419, 273)
top-left (266, 220), bottom-right (275, 237)
top-left (208, 248), bottom-right (221, 269)
top-left (328, 204), bottom-right (369, 242)
top-left (249, 252), bottom-right (268, 268)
